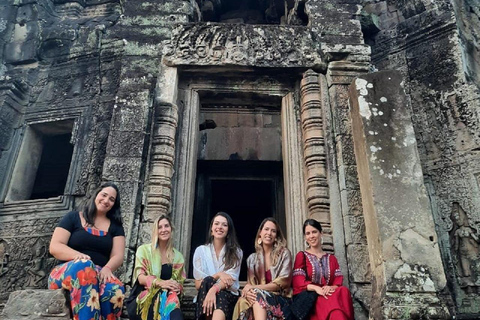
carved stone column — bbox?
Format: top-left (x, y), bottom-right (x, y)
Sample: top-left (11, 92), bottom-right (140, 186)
top-left (282, 92), bottom-right (308, 255)
top-left (300, 70), bottom-right (330, 225)
top-left (143, 66), bottom-right (179, 241)
top-left (171, 88), bottom-right (200, 270)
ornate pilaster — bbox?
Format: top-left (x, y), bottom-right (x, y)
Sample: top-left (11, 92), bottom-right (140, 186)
top-left (300, 70), bottom-right (330, 225)
top-left (144, 66), bottom-right (179, 229)
top-left (146, 105), bottom-right (177, 216)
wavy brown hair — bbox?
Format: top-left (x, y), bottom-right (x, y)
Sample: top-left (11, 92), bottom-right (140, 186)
top-left (254, 217), bottom-right (287, 266)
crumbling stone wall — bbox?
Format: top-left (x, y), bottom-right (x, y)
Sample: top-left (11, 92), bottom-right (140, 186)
top-left (362, 0), bottom-right (480, 316)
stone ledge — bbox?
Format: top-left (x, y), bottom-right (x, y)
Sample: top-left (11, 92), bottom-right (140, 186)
top-left (0, 289), bottom-right (70, 320)
top-left (0, 281), bottom-right (198, 320)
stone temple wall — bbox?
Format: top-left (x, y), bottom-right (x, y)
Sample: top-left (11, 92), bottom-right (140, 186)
top-left (362, 0), bottom-right (480, 316)
top-left (0, 0), bottom-right (478, 318)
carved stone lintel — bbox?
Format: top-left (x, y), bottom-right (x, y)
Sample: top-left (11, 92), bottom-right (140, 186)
top-left (300, 70), bottom-right (330, 225)
top-left (163, 23), bottom-right (322, 68)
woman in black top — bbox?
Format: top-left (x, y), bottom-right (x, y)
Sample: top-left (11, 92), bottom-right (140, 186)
top-left (48, 182), bottom-right (125, 320)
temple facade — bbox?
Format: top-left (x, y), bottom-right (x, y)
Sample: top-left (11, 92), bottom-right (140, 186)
top-left (0, 0), bottom-right (479, 319)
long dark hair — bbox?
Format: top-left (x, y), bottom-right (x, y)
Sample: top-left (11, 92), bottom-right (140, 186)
top-left (303, 218), bottom-right (322, 234)
top-left (81, 182), bottom-right (122, 226)
top-left (206, 212), bottom-right (241, 270)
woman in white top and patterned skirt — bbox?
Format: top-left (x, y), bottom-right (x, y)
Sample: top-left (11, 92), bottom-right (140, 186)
top-left (193, 212), bottom-right (243, 320)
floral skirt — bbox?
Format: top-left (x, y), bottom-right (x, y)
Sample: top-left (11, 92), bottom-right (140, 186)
top-left (233, 289), bottom-right (291, 320)
top-left (48, 259), bottom-right (125, 320)
top-left (195, 276), bottom-right (238, 320)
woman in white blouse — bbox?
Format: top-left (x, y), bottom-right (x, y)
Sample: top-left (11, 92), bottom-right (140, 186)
top-left (193, 212), bottom-right (243, 320)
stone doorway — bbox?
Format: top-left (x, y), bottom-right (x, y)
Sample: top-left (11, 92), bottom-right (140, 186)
top-left (169, 71), bottom-right (308, 273)
top-left (189, 160), bottom-right (285, 280)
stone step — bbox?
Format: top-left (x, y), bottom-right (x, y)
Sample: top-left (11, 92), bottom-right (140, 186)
top-left (1, 281), bottom-right (249, 320)
top-left (0, 281), bottom-right (198, 320)
top-left (0, 289), bottom-right (70, 320)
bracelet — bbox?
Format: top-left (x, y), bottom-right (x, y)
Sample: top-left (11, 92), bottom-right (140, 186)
top-left (214, 283), bottom-right (221, 294)
top-left (103, 265), bottom-right (112, 271)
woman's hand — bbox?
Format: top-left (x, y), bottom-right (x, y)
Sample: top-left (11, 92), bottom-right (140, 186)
top-left (99, 266), bottom-right (116, 283)
top-left (157, 279), bottom-right (182, 294)
top-left (313, 285), bottom-right (336, 299)
top-left (241, 284), bottom-right (253, 297)
top-left (243, 286), bottom-right (257, 304)
top-left (217, 272), bottom-right (234, 288)
top-left (202, 286), bottom-right (217, 316)
top-left (241, 284), bottom-right (257, 304)
top-left (73, 253), bottom-right (91, 261)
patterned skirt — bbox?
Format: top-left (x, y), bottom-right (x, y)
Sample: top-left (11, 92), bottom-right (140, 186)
top-left (233, 289), bottom-right (291, 320)
top-left (196, 276), bottom-right (238, 320)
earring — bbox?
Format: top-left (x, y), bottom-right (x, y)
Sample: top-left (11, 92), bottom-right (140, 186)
top-left (305, 241), bottom-right (310, 248)
top-left (274, 239), bottom-right (278, 247)
top-left (321, 237), bottom-right (324, 245)
top-left (257, 238), bottom-right (262, 245)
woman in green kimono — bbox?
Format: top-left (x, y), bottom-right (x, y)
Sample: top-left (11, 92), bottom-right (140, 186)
top-left (233, 218), bottom-right (292, 320)
top-left (128, 215), bottom-right (186, 320)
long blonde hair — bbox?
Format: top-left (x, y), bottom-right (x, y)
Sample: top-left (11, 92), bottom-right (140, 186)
top-left (254, 217), bottom-right (287, 266)
top-left (151, 214), bottom-right (175, 262)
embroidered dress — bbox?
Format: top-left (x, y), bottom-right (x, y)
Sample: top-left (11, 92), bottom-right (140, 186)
top-left (292, 252), bottom-right (354, 320)
top-left (129, 244), bottom-right (186, 320)
top-left (193, 244), bottom-right (243, 320)
top-left (233, 247), bottom-right (293, 320)
top-left (48, 211), bottom-right (125, 320)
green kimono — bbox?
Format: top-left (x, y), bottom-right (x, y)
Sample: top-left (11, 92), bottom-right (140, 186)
top-left (132, 244), bottom-right (186, 320)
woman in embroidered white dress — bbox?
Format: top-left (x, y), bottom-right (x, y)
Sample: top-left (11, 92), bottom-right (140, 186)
top-left (193, 212), bottom-right (243, 320)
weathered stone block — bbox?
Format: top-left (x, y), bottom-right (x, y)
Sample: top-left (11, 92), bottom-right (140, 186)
top-left (103, 157), bottom-right (143, 181)
top-left (347, 244), bottom-right (371, 283)
top-left (111, 103), bottom-right (149, 132)
top-left (349, 70), bottom-right (450, 318)
top-left (106, 130), bottom-right (146, 157)
top-left (4, 39), bottom-right (38, 64)
top-left (1, 289), bottom-right (70, 320)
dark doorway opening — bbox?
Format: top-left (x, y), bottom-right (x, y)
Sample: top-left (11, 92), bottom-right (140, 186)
top-left (189, 161), bottom-right (285, 280)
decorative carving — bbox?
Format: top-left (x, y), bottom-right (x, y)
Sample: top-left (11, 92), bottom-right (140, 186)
top-left (25, 240), bottom-right (48, 288)
top-left (145, 103), bottom-right (178, 218)
top-left (0, 239), bottom-right (9, 277)
top-left (449, 202), bottom-right (480, 291)
top-left (300, 70), bottom-right (330, 224)
top-left (163, 24), bottom-right (321, 67)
